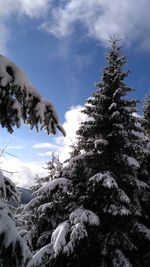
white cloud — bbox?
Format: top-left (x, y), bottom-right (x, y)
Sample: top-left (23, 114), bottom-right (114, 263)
top-left (61, 105), bottom-right (87, 143)
top-left (56, 105), bottom-right (87, 161)
top-left (1, 0), bottom-right (150, 53)
top-left (41, 0), bottom-right (150, 49)
top-left (37, 151), bottom-right (53, 157)
top-left (0, 23), bottom-right (9, 54)
top-left (0, 156), bottom-right (47, 188)
top-left (0, 0), bottom-right (51, 54)
top-left (33, 142), bottom-right (59, 149)
top-left (0, 0), bottom-right (50, 18)
top-left (8, 145), bottom-right (24, 149)
top-left (36, 105), bottom-right (87, 162)
top-left (20, 0), bottom-right (51, 18)
top-left (0, 0), bottom-right (16, 55)
top-left (0, 0), bottom-right (19, 17)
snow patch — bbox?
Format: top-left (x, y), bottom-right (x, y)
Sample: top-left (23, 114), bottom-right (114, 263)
top-left (111, 111), bottom-right (120, 119)
top-left (51, 221), bottom-right (70, 257)
top-left (113, 88), bottom-right (124, 98)
top-left (105, 204), bottom-right (131, 216)
top-left (90, 171), bottom-right (118, 189)
top-left (27, 243), bottom-right (52, 267)
top-left (0, 204), bottom-right (32, 265)
top-left (35, 177), bottom-right (69, 195)
top-left (69, 207), bottom-right (100, 226)
top-left (94, 138), bottom-right (109, 149)
top-left (108, 102), bottom-right (117, 111)
top-left (133, 223), bottom-right (150, 240)
top-left (135, 179), bottom-right (149, 189)
top-left (112, 249), bottom-right (132, 267)
top-left (51, 207), bottom-right (100, 257)
top-left (63, 222), bottom-right (87, 255)
top-left (0, 55), bottom-right (40, 97)
top-left (37, 202), bottom-right (53, 214)
top-left (127, 156), bottom-right (140, 169)
top-left (118, 189), bottom-right (130, 204)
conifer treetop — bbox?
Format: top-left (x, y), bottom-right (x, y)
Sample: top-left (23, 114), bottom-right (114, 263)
top-left (77, 37), bottom-right (140, 153)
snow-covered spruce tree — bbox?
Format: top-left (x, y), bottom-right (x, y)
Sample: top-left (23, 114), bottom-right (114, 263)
top-left (29, 39), bottom-right (150, 267)
top-left (29, 153), bottom-right (62, 193)
top-left (42, 152), bottom-right (63, 182)
top-left (0, 55), bottom-right (65, 266)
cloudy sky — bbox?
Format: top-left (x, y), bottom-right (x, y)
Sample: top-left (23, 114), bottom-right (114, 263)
top-left (0, 0), bottom-right (150, 187)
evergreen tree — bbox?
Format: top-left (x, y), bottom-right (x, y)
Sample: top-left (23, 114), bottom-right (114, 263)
top-left (30, 153), bottom-right (63, 193)
top-left (20, 154), bottom-right (71, 254)
top-left (43, 152), bottom-right (63, 181)
top-left (29, 39), bottom-right (150, 267)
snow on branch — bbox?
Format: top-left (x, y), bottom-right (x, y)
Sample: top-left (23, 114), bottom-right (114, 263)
top-left (51, 221), bottom-right (71, 257)
top-left (23, 196), bottom-right (43, 213)
top-left (104, 203), bottom-right (131, 216)
top-left (27, 243), bottom-right (52, 267)
top-left (133, 223), bottom-right (150, 241)
top-left (0, 55), bottom-right (66, 136)
top-left (51, 207), bottom-right (100, 257)
top-left (89, 171), bottom-right (118, 189)
top-left (0, 171), bottom-right (20, 202)
top-left (126, 156), bottom-right (140, 170)
top-left (112, 249), bottom-right (132, 267)
top-left (0, 204), bottom-right (32, 266)
top-left (35, 177), bottom-right (69, 196)
top-left (31, 207), bottom-right (100, 262)
top-left (117, 189), bottom-right (130, 204)
top-left (69, 206), bottom-right (100, 226)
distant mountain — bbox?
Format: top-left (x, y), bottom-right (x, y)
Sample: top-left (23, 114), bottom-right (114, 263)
top-left (0, 187), bottom-right (32, 208)
top-left (17, 187), bottom-right (33, 204)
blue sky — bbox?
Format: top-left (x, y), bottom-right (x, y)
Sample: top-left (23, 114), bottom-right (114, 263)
top-left (0, 0), bottom-right (150, 187)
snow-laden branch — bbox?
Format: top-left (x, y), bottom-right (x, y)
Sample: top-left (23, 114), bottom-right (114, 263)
top-left (0, 204), bottom-right (32, 266)
top-left (0, 171), bottom-right (20, 202)
top-left (0, 55), bottom-right (66, 136)
top-left (51, 207), bottom-right (99, 257)
top-left (34, 177), bottom-right (69, 197)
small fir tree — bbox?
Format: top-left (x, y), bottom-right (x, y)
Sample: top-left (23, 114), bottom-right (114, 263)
top-left (19, 153), bottom-right (68, 253)
top-left (21, 175), bottom-right (72, 254)
top-left (29, 153), bottom-right (62, 195)
top-left (43, 152), bottom-right (63, 181)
